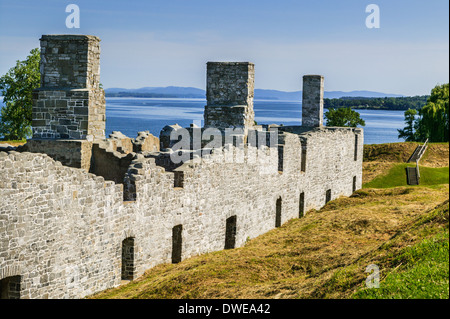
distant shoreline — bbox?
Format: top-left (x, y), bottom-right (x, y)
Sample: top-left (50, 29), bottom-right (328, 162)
top-left (103, 95), bottom-right (416, 111)
top-left (0, 95), bottom-right (414, 112)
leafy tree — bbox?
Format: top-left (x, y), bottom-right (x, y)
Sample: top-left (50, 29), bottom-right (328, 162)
top-left (397, 84), bottom-right (449, 143)
top-left (416, 83), bottom-right (449, 142)
top-left (397, 108), bottom-right (418, 141)
top-left (324, 107), bottom-right (366, 127)
top-left (0, 48), bottom-right (40, 140)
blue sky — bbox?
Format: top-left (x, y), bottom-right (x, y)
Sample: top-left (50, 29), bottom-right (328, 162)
top-left (0, 0), bottom-right (448, 95)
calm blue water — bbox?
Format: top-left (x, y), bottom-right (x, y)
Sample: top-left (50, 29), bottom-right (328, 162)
top-left (0, 97), bottom-right (406, 144)
top-left (105, 98), bottom-right (406, 145)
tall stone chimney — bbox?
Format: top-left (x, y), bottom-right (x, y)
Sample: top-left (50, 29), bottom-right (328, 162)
top-left (302, 75), bottom-right (324, 127)
top-left (32, 35), bottom-right (105, 140)
top-left (24, 35), bottom-right (105, 170)
top-left (204, 62), bottom-right (255, 132)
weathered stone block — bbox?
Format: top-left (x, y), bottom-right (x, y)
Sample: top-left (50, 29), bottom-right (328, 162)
top-left (32, 119), bottom-right (47, 127)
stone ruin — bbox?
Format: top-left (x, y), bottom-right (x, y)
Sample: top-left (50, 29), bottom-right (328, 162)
top-left (0, 35), bottom-right (363, 299)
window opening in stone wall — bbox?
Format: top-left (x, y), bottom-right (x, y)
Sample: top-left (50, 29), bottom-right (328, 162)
top-left (275, 197), bottom-right (282, 227)
top-left (299, 192), bottom-right (305, 218)
top-left (121, 237), bottom-right (135, 280)
top-left (174, 171), bottom-right (184, 188)
top-left (225, 215), bottom-right (237, 249)
top-left (278, 145), bottom-right (284, 172)
top-left (353, 176), bottom-right (357, 193)
top-left (301, 147), bottom-right (307, 172)
top-left (0, 275), bottom-right (21, 299)
top-left (325, 189), bottom-right (332, 204)
top-left (172, 224), bottom-right (183, 263)
top-left (354, 134), bottom-right (358, 161)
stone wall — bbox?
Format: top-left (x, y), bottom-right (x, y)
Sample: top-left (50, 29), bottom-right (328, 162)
top-left (107, 131), bottom-right (134, 154)
top-left (90, 143), bottom-right (135, 184)
top-left (18, 139), bottom-right (93, 171)
top-left (31, 88), bottom-right (105, 141)
top-left (0, 151), bottom-right (123, 298)
top-left (0, 34), bottom-right (364, 299)
top-left (133, 131), bottom-right (160, 153)
top-left (0, 126), bottom-right (362, 299)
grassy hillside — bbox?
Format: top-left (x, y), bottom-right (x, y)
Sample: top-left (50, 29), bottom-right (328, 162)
top-left (362, 142), bottom-right (449, 184)
top-left (91, 143), bottom-right (449, 299)
top-left (314, 200), bottom-right (448, 298)
top-left (363, 142), bottom-right (449, 165)
top-left (353, 229), bottom-right (448, 299)
top-left (91, 187), bottom-right (448, 299)
top-left (364, 164), bottom-right (449, 189)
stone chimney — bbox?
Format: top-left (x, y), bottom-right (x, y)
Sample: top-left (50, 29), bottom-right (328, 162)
top-left (302, 75), bottom-right (324, 127)
top-left (32, 35), bottom-right (105, 140)
top-left (204, 62), bottom-right (255, 132)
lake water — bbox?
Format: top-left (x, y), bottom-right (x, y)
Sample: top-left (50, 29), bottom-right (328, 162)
top-left (0, 97), bottom-right (406, 144)
top-left (105, 98), bottom-right (406, 145)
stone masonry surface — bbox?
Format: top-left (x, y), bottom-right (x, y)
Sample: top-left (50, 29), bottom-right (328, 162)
top-left (204, 62), bottom-right (255, 131)
top-left (0, 35), bottom-right (363, 299)
top-left (302, 75), bottom-right (324, 127)
top-left (32, 35), bottom-right (105, 140)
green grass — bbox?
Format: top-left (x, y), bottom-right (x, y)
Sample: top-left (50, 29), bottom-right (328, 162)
top-left (91, 186), bottom-right (449, 299)
top-left (353, 230), bottom-right (449, 299)
top-left (363, 163), bottom-right (449, 189)
top-left (313, 200), bottom-right (449, 299)
top-left (0, 139), bottom-right (26, 146)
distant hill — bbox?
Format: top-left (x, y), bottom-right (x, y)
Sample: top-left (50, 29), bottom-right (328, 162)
top-left (324, 90), bottom-right (403, 98)
top-left (105, 86), bottom-right (205, 98)
top-left (104, 86), bottom-right (403, 100)
top-left (254, 89), bottom-right (300, 100)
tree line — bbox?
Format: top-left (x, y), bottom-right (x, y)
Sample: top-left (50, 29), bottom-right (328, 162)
top-left (324, 95), bottom-right (429, 111)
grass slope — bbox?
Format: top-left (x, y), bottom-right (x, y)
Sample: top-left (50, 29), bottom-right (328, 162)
top-left (362, 142), bottom-right (449, 184)
top-left (315, 200), bottom-right (449, 298)
top-left (363, 142), bottom-right (449, 166)
top-left (90, 142), bottom-right (449, 299)
top-left (91, 185), bottom-right (449, 299)
top-left (354, 231), bottom-right (448, 299)
top-left (363, 164), bottom-right (449, 189)
top-left (0, 141), bottom-right (415, 298)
